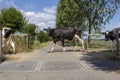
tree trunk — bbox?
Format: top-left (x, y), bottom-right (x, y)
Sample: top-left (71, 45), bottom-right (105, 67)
top-left (88, 19), bottom-right (92, 46)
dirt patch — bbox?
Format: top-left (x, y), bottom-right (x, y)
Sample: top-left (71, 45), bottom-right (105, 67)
top-left (116, 69), bottom-right (120, 74)
top-left (4, 54), bottom-right (26, 61)
top-left (2, 42), bottom-right (51, 62)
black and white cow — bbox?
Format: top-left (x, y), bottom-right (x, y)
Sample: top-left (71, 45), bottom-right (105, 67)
top-left (2, 27), bottom-right (15, 53)
top-left (104, 28), bottom-right (120, 41)
top-left (103, 28), bottom-right (120, 50)
top-left (44, 27), bottom-right (85, 52)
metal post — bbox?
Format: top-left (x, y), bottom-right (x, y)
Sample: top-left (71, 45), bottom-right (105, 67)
top-left (35, 33), bottom-right (37, 46)
top-left (87, 34), bottom-right (88, 49)
top-left (116, 30), bottom-right (119, 56)
top-left (27, 34), bottom-right (29, 48)
top-left (0, 29), bottom-right (2, 61)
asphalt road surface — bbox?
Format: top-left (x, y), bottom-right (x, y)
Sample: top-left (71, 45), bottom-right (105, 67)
top-left (0, 44), bottom-right (120, 80)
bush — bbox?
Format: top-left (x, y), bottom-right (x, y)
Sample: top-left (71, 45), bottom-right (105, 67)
top-left (37, 31), bottom-right (52, 42)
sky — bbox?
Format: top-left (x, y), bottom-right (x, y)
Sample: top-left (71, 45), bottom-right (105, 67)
top-left (0, 0), bottom-right (120, 31)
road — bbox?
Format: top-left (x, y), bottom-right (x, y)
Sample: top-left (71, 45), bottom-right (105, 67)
top-left (0, 44), bottom-right (120, 80)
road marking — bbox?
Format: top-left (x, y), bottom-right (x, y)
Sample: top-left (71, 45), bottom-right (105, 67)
top-left (79, 61), bottom-right (93, 70)
top-left (34, 62), bottom-right (42, 71)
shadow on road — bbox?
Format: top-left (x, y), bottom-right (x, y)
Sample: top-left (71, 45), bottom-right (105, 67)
top-left (80, 50), bottom-right (120, 72)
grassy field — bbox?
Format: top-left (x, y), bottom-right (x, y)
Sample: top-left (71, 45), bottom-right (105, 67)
top-left (65, 39), bottom-right (114, 50)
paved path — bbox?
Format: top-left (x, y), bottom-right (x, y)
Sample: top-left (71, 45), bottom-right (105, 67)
top-left (0, 44), bottom-right (120, 80)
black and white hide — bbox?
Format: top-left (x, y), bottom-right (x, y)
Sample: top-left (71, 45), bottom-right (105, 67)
top-left (103, 28), bottom-right (120, 51)
top-left (2, 27), bottom-right (15, 54)
top-left (44, 27), bottom-right (85, 52)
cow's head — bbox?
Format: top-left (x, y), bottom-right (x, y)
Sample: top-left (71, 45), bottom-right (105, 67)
top-left (2, 27), bottom-right (13, 38)
top-left (44, 28), bottom-right (54, 37)
top-left (102, 31), bottom-right (113, 41)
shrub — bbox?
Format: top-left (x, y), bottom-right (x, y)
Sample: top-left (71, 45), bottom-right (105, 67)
top-left (37, 31), bottom-right (52, 42)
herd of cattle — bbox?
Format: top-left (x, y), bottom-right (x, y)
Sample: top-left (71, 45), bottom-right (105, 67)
top-left (44, 27), bottom-right (120, 52)
top-left (1, 27), bottom-right (120, 53)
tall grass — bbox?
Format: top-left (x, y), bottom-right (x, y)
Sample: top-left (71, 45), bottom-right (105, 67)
top-left (3, 35), bottom-right (27, 54)
top-left (3, 35), bottom-right (51, 54)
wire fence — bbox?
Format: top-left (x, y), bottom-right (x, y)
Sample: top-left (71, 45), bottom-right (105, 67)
top-left (82, 34), bottom-right (114, 50)
top-left (0, 33), bottom-right (119, 54)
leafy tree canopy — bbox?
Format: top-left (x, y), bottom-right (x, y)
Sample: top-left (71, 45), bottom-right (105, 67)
top-left (23, 23), bottom-right (36, 36)
top-left (56, 0), bottom-right (120, 32)
top-left (56, 0), bottom-right (85, 30)
top-left (0, 7), bottom-right (27, 32)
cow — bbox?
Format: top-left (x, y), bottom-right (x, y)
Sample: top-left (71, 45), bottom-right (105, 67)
top-left (44, 27), bottom-right (85, 52)
top-left (2, 27), bottom-right (16, 54)
top-left (103, 28), bottom-right (120, 51)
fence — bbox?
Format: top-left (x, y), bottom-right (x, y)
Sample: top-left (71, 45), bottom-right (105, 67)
top-left (0, 32), bottom-right (119, 55)
top-left (82, 33), bottom-right (120, 57)
top-left (82, 34), bottom-right (114, 50)
top-left (12, 34), bottom-right (29, 48)
top-left (11, 34), bottom-right (36, 52)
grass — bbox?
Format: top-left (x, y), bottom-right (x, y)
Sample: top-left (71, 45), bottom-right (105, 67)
top-left (1, 38), bottom-right (51, 62)
top-left (85, 39), bottom-right (114, 49)
top-left (32, 40), bottom-right (51, 49)
top-left (0, 41), bottom-right (51, 63)
top-left (2, 35), bottom-right (51, 54)
top-left (65, 39), bottom-right (114, 51)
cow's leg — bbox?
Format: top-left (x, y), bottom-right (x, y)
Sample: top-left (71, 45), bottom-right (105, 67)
top-left (51, 42), bottom-right (56, 52)
top-left (74, 38), bottom-right (78, 51)
top-left (10, 39), bottom-right (15, 54)
top-left (75, 34), bottom-right (85, 50)
top-left (50, 39), bottom-right (59, 52)
top-left (61, 40), bottom-right (65, 52)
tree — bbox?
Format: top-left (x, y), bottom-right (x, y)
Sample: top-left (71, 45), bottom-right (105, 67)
top-left (0, 7), bottom-right (27, 32)
top-left (56, 0), bottom-right (120, 44)
top-left (37, 31), bottom-right (50, 42)
top-left (83, 0), bottom-right (120, 44)
top-left (23, 23), bottom-right (36, 36)
top-left (56, 0), bottom-right (86, 30)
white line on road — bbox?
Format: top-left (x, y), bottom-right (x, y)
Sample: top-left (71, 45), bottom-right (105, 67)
top-left (34, 62), bottom-right (42, 72)
top-left (79, 61), bottom-right (93, 70)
